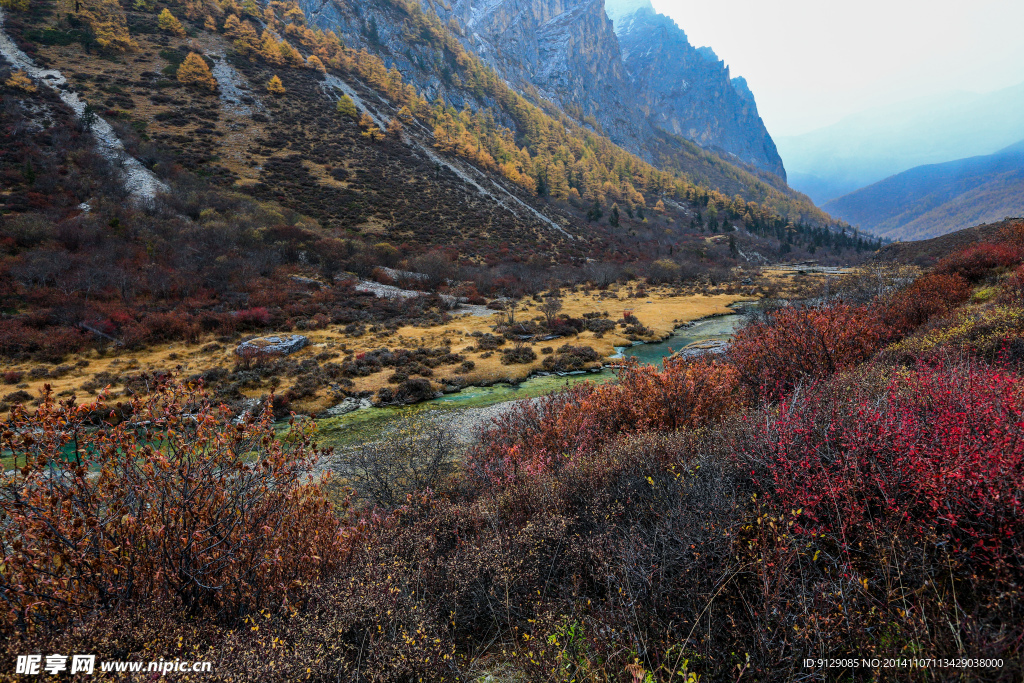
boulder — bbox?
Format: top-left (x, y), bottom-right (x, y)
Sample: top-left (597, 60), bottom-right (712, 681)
top-left (235, 334), bottom-right (309, 356)
top-left (323, 397), bottom-right (372, 417)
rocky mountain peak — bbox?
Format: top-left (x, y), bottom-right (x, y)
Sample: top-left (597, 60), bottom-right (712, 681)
top-left (606, 0), bottom-right (787, 179)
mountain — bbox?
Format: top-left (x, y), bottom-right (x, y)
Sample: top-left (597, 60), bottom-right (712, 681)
top-left (608, 0), bottom-right (786, 179)
top-left (312, 0), bottom-right (787, 180)
top-left (293, 0), bottom-right (814, 208)
top-left (874, 217), bottom-right (1023, 266)
top-left (778, 82), bottom-right (1024, 204)
top-left (0, 0), bottom-right (849, 307)
top-left (824, 140), bottom-right (1024, 241)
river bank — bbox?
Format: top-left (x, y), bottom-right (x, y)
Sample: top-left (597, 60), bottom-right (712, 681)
top-left (313, 310), bottom-right (748, 449)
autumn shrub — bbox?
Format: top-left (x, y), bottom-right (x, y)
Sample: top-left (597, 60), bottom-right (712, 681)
top-left (342, 412), bottom-right (458, 508)
top-left (469, 358), bottom-right (742, 488)
top-left (234, 306), bottom-right (272, 330)
top-left (880, 304), bottom-right (1024, 369)
top-left (933, 242), bottom-right (1024, 283)
top-left (728, 302), bottom-right (894, 400)
top-left (0, 383), bottom-right (346, 635)
top-left (881, 271), bottom-right (973, 331)
top-left (500, 343), bottom-right (537, 364)
top-left (729, 360), bottom-right (1024, 663)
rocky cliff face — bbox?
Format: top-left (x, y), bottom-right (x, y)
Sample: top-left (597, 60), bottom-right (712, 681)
top-left (300, 0), bottom-right (786, 178)
top-left (422, 0), bottom-right (651, 156)
top-left (608, 0), bottom-right (786, 179)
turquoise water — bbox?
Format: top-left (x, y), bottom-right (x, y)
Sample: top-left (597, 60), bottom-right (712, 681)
top-left (314, 313), bottom-right (745, 446)
top-left (617, 314), bottom-right (742, 367)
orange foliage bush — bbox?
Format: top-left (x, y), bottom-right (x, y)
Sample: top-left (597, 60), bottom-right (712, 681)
top-left (0, 383), bottom-right (346, 634)
top-left (728, 303), bottom-right (894, 400)
top-left (881, 272), bottom-right (974, 331)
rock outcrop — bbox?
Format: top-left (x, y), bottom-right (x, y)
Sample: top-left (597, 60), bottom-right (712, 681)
top-left (299, 0), bottom-right (786, 177)
top-left (235, 335), bottom-right (310, 356)
top-left (608, 0), bottom-right (786, 178)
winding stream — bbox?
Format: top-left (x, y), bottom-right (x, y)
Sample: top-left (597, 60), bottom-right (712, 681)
top-left (314, 312), bottom-right (746, 447)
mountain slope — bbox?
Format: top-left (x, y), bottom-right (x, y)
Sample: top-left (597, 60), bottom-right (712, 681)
top-left (608, 0), bottom-right (785, 179)
top-left (824, 140), bottom-right (1024, 241)
top-left (295, 0), bottom-right (821, 222)
top-left (343, 0), bottom-right (788, 180)
top-left (0, 0), bottom-right (859, 278)
top-left (778, 81), bottom-right (1024, 204)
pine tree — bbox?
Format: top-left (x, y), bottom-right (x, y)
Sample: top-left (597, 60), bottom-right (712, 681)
top-left (157, 8), bottom-right (186, 36)
top-left (266, 74), bottom-right (285, 96)
top-left (223, 13), bottom-right (241, 35)
top-left (609, 203), bottom-right (620, 227)
top-left (176, 52), bottom-right (217, 91)
top-left (81, 0), bottom-right (138, 51)
top-left (386, 118), bottom-right (404, 138)
top-left (260, 31), bottom-right (284, 64)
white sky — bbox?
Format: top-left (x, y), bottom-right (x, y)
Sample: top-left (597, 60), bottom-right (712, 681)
top-left (650, 0), bottom-right (1024, 137)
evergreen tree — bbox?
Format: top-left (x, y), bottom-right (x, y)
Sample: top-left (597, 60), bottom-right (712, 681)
top-left (336, 95), bottom-right (358, 119)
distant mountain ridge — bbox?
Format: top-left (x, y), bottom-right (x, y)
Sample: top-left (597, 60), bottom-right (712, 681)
top-left (610, 0), bottom-right (786, 179)
top-left (824, 140), bottom-right (1024, 241)
top-left (778, 81), bottom-right (1024, 204)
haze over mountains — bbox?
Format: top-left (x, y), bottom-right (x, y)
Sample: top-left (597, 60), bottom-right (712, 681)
top-left (823, 139), bottom-right (1024, 241)
top-left (777, 81), bottom-right (1024, 205)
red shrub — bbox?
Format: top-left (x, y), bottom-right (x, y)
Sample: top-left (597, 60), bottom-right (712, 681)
top-left (745, 361), bottom-right (1024, 569)
top-left (882, 272), bottom-right (973, 331)
top-left (234, 306), bottom-right (272, 330)
top-left (469, 358), bottom-right (743, 486)
top-left (934, 242), bottom-right (1024, 283)
top-left (998, 264), bottom-right (1024, 303)
top-left (728, 303), bottom-right (894, 400)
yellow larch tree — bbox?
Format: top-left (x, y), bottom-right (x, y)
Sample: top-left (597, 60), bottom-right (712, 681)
top-left (4, 70), bottom-right (36, 92)
top-left (266, 74), bottom-right (285, 95)
top-left (176, 52), bottom-right (217, 91)
top-left (157, 8), bottom-right (186, 36)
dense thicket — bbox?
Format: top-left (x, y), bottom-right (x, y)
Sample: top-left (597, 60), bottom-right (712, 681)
top-left (4, 225), bottom-right (1023, 680)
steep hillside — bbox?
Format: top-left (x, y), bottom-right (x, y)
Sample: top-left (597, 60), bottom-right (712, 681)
top-left (607, 0), bottom-right (785, 179)
top-left (317, 0), bottom-right (789, 181)
top-left (825, 140), bottom-right (1024, 241)
top-left (296, 0), bottom-right (818, 214)
top-left (874, 217), bottom-right (1023, 266)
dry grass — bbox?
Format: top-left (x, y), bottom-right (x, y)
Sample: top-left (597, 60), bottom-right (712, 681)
top-left (1, 284), bottom-right (750, 417)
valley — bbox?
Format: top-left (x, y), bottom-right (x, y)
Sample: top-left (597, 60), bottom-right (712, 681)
top-left (1, 0), bottom-right (1021, 679)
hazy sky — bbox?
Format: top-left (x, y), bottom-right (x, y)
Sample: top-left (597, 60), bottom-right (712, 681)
top-left (649, 0), bottom-right (1024, 137)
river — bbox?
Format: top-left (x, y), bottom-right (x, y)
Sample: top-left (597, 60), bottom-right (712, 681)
top-left (313, 312), bottom-right (746, 448)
